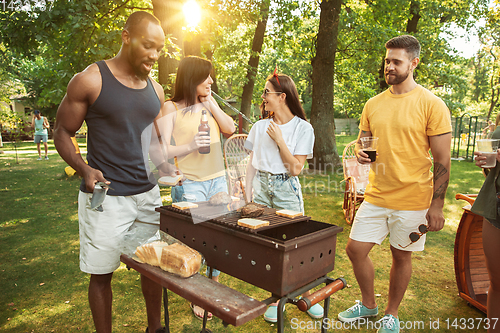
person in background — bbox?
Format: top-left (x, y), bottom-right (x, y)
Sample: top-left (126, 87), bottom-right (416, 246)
top-left (32, 109), bottom-right (50, 160)
top-left (482, 120), bottom-right (496, 139)
top-left (54, 11), bottom-right (167, 333)
top-left (161, 55), bottom-right (235, 320)
top-left (472, 116), bottom-right (500, 333)
top-left (337, 35), bottom-right (451, 333)
top-left (244, 70), bottom-right (319, 323)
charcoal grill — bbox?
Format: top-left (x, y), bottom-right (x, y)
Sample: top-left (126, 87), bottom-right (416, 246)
top-left (156, 202), bottom-right (345, 332)
top-left (157, 202), bottom-right (341, 295)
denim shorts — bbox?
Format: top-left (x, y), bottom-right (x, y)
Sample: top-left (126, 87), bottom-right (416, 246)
top-left (172, 175), bottom-right (228, 277)
top-left (252, 170), bottom-right (304, 213)
top-left (179, 175), bottom-right (228, 203)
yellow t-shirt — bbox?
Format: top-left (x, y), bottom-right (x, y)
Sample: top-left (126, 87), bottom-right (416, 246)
top-left (172, 106), bottom-right (226, 181)
top-left (359, 85), bottom-right (452, 210)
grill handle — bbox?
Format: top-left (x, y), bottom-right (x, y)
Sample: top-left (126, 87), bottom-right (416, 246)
top-left (297, 278), bottom-right (347, 312)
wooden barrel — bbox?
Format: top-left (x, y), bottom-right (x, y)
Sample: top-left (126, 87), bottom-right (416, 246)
top-left (454, 193), bottom-right (489, 314)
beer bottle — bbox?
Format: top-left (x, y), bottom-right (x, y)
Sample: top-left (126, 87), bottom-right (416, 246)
top-left (198, 109), bottom-right (210, 154)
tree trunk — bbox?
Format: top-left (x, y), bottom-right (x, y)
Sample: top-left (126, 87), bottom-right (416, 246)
top-left (379, 0), bottom-right (421, 91)
top-left (239, 0), bottom-right (270, 132)
top-left (183, 33), bottom-right (202, 57)
top-left (487, 74), bottom-right (499, 121)
top-left (153, 0), bottom-right (183, 97)
top-left (308, 0), bottom-right (342, 172)
top-left (406, 1), bottom-right (421, 33)
top-left (206, 49), bottom-right (219, 94)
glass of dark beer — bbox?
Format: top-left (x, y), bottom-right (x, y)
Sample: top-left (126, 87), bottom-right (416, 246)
top-left (361, 137), bottom-right (378, 162)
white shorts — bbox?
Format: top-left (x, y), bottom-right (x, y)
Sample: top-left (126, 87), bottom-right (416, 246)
top-left (78, 185), bottom-right (162, 274)
top-left (350, 201), bottom-right (428, 252)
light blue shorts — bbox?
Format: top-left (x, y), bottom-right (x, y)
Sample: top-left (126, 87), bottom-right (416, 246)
top-left (253, 171), bottom-right (304, 213)
top-left (176, 175), bottom-right (228, 277)
top-left (179, 175), bottom-right (228, 203)
top-left (34, 134), bottom-right (48, 143)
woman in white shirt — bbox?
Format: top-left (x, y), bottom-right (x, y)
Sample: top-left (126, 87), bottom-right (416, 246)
top-left (244, 71), bottom-right (318, 322)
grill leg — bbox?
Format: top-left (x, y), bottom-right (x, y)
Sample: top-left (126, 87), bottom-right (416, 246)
top-left (163, 287), bottom-right (170, 333)
top-left (322, 296), bottom-right (330, 333)
top-left (277, 297), bottom-right (287, 333)
top-left (200, 268), bottom-right (213, 333)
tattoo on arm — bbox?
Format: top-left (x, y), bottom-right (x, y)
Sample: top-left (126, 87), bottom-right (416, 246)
top-left (433, 162), bottom-right (448, 179)
top-left (433, 180), bottom-right (449, 200)
top-left (432, 162), bottom-right (449, 201)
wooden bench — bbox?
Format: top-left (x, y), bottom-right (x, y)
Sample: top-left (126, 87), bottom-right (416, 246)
top-left (120, 254), bottom-right (267, 331)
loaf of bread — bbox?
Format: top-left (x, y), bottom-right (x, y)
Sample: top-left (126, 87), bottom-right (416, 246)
top-left (135, 241), bottom-right (169, 267)
top-left (160, 243), bottom-right (202, 278)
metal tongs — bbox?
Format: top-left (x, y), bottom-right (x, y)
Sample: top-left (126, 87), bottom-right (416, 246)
top-left (90, 182), bottom-right (113, 212)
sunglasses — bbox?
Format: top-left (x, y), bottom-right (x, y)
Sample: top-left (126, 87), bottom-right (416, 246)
top-left (398, 224), bottom-right (428, 248)
top-left (263, 89), bottom-right (283, 97)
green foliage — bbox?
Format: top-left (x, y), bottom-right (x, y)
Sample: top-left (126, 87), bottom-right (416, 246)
top-left (0, 110), bottom-right (32, 163)
top-left (0, 0), bottom-right (498, 124)
top-left (0, 0), bottom-right (152, 117)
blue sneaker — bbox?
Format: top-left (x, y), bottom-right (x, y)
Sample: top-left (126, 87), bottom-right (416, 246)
top-left (338, 300), bottom-right (378, 323)
top-left (307, 302), bottom-right (324, 319)
top-left (376, 314), bottom-right (399, 333)
top-left (264, 305), bottom-right (278, 323)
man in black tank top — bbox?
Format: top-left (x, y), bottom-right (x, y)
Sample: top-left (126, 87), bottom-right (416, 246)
top-left (54, 11), bottom-right (167, 333)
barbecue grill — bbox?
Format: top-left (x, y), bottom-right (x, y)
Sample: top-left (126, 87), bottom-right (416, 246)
top-left (156, 202), bottom-right (345, 332)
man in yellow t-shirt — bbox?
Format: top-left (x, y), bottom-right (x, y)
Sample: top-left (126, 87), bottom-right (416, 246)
top-left (338, 35), bottom-right (452, 333)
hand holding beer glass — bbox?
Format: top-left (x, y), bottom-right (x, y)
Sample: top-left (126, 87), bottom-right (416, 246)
top-left (475, 139), bottom-right (500, 168)
top-left (359, 137), bottom-right (379, 163)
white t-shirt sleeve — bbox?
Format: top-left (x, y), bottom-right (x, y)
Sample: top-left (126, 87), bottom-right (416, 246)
top-left (293, 121), bottom-right (315, 158)
top-left (244, 123), bottom-right (256, 151)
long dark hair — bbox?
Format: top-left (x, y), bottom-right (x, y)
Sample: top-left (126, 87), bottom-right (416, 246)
top-left (265, 73), bottom-right (307, 121)
top-left (171, 56), bottom-right (212, 108)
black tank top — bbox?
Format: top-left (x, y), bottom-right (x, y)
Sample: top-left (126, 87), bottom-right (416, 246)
top-left (80, 60), bottom-right (161, 196)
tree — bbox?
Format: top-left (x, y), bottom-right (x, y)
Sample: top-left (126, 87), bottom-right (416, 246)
top-left (152, 0), bottom-right (183, 96)
top-left (239, 0), bottom-right (270, 132)
top-left (471, 51), bottom-right (491, 102)
top-left (480, 1), bottom-right (500, 121)
top-left (309, 0), bottom-right (342, 171)
top-left (0, 0), bottom-right (152, 114)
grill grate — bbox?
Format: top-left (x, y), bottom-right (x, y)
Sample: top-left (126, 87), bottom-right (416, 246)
top-left (164, 202), bottom-right (311, 233)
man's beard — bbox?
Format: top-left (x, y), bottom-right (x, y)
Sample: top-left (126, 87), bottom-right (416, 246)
top-left (129, 48), bottom-right (151, 80)
top-left (385, 67), bottom-right (411, 86)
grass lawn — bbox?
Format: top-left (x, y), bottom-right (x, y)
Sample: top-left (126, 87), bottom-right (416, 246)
top-left (0, 136), bottom-right (489, 332)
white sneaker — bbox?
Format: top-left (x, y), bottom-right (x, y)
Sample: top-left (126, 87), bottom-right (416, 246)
top-left (44, 156), bottom-right (49, 160)
top-left (37, 157), bottom-right (42, 161)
